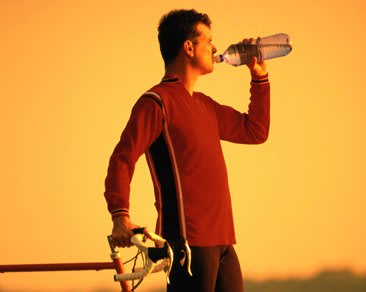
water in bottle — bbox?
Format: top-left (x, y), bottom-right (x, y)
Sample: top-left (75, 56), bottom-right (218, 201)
top-left (215, 33), bottom-right (292, 66)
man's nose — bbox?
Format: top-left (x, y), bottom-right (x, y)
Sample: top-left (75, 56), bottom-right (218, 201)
top-left (212, 44), bottom-right (217, 54)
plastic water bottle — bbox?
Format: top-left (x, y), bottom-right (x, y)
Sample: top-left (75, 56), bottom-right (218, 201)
top-left (215, 33), bottom-right (292, 66)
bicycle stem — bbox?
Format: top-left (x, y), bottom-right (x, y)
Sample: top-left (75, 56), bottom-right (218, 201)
top-left (107, 235), bottom-right (133, 292)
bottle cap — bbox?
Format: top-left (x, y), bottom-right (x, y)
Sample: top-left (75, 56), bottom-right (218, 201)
top-left (214, 55), bottom-right (223, 63)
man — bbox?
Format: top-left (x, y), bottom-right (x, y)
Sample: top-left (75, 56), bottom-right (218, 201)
top-left (104, 9), bottom-right (269, 292)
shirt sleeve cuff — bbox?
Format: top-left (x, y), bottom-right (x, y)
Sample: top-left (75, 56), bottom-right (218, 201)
top-left (111, 208), bottom-right (130, 220)
top-left (251, 73), bottom-right (269, 83)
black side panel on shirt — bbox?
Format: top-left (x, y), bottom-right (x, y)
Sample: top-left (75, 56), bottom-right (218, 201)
top-left (149, 133), bottom-right (181, 240)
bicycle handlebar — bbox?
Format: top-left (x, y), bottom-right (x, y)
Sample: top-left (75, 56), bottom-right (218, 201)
top-left (113, 228), bottom-right (192, 285)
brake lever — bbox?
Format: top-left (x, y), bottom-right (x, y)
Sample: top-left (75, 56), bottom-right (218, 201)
top-left (184, 240), bottom-right (192, 276)
top-left (167, 237), bottom-right (193, 277)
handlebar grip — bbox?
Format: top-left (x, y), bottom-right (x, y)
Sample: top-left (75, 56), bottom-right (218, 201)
top-left (132, 227), bottom-right (146, 235)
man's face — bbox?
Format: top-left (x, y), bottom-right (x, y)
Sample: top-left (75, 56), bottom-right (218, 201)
top-left (190, 23), bottom-right (217, 75)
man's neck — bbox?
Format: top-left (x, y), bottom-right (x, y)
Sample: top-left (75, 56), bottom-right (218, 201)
top-left (165, 64), bottom-right (199, 96)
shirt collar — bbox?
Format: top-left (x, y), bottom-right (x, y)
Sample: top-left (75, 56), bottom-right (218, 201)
top-left (161, 74), bottom-right (180, 83)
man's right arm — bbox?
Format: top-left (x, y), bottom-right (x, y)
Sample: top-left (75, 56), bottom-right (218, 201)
top-left (104, 95), bottom-right (163, 246)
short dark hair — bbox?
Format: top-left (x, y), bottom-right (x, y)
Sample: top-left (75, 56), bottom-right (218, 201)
top-left (158, 9), bottom-right (211, 66)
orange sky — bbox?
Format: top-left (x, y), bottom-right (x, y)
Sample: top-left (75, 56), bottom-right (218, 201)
top-left (0, 0), bottom-right (365, 291)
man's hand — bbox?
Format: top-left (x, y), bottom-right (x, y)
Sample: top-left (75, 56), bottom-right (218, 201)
top-left (242, 38), bottom-right (268, 78)
top-left (112, 216), bottom-right (140, 247)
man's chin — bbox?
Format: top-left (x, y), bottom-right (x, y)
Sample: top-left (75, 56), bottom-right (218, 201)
top-left (202, 66), bottom-right (214, 76)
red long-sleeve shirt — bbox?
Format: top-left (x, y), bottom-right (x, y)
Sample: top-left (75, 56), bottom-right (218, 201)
top-left (104, 74), bottom-right (270, 246)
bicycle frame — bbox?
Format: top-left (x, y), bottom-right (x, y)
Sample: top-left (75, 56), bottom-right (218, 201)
top-left (0, 235), bottom-right (132, 292)
top-left (0, 229), bottom-right (192, 292)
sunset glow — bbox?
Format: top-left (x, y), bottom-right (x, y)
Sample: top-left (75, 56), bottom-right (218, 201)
top-left (0, 1), bottom-right (364, 291)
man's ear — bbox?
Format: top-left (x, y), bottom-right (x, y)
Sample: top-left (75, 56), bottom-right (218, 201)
top-left (183, 40), bottom-right (195, 58)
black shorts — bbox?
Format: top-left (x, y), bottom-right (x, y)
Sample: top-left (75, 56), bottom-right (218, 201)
top-left (167, 245), bottom-right (244, 292)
